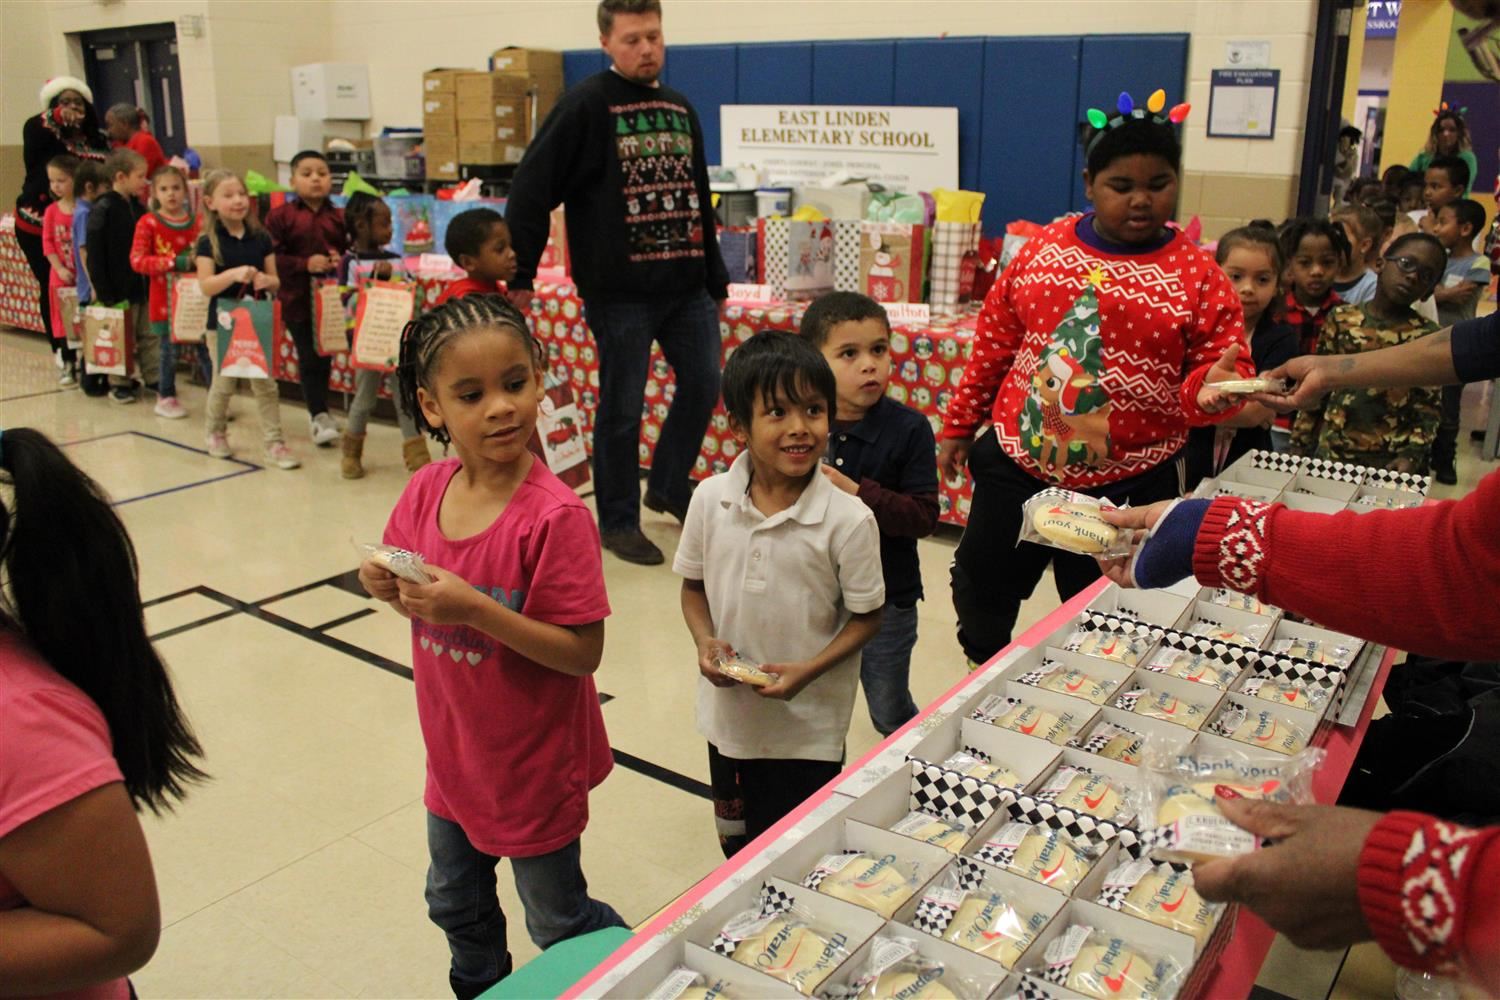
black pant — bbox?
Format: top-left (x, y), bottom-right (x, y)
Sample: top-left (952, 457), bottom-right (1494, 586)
top-left (286, 318), bottom-right (330, 416)
top-left (951, 431), bottom-right (1184, 663)
top-left (707, 744), bottom-right (842, 859)
top-left (15, 227), bottom-right (55, 349)
top-left (1433, 384), bottom-right (1463, 466)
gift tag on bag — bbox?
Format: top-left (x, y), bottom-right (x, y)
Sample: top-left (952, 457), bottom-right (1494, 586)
top-left (312, 279), bottom-right (349, 356)
top-left (55, 286), bottom-right (83, 349)
top-left (215, 296), bottom-right (279, 379)
top-left (82, 304), bottom-right (134, 376)
top-left (351, 281), bottom-right (415, 372)
top-left (167, 274), bottom-right (209, 344)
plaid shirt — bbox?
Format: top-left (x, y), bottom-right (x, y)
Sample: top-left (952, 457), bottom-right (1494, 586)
top-left (1280, 289), bottom-right (1342, 356)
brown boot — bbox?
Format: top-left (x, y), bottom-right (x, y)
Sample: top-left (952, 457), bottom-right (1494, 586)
top-left (403, 436), bottom-right (432, 473)
top-left (341, 432), bottom-right (366, 479)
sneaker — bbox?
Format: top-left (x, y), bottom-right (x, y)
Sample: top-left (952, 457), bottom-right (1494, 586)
top-left (310, 412), bottom-right (340, 447)
top-left (110, 386), bottom-right (138, 405)
top-left (58, 370), bottom-right (77, 388)
top-left (154, 396), bottom-right (188, 419)
top-left (266, 441), bottom-right (301, 470)
top-left (600, 529), bottom-right (664, 566)
top-left (205, 432), bottom-right (232, 459)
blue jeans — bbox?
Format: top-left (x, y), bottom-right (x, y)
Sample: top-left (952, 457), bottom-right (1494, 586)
top-left (582, 290), bottom-right (722, 534)
top-left (158, 329), bottom-right (208, 399)
top-left (860, 601), bottom-right (920, 736)
top-left (425, 812), bottom-right (625, 999)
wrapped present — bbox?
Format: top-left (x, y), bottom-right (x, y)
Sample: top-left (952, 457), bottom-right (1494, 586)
top-left (930, 221), bottom-right (982, 307)
top-left (757, 218), bottom-right (859, 301)
top-left (858, 222), bottom-right (925, 303)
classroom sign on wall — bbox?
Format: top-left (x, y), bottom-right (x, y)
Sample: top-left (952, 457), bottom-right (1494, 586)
top-left (720, 105), bottom-right (959, 192)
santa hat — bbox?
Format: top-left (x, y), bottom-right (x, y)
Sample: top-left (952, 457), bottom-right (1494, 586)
top-left (1046, 350), bottom-right (1089, 413)
top-left (39, 76), bottom-right (93, 109)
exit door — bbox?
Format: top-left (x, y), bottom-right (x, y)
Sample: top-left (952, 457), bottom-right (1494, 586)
top-left (79, 23), bottom-right (188, 157)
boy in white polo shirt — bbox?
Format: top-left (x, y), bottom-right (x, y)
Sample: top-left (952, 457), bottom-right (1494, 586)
top-left (675, 331), bottom-right (885, 857)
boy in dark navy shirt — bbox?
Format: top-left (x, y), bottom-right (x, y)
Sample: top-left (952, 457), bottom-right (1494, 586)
top-left (799, 292), bottom-right (940, 736)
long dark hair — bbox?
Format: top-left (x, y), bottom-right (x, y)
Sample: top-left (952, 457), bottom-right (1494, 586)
top-left (0, 428), bottom-right (205, 813)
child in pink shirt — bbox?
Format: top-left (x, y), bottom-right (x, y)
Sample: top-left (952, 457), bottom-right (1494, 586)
top-left (359, 294), bottom-right (622, 996)
top-left (0, 426), bottom-right (206, 995)
top-left (41, 153), bottom-right (80, 382)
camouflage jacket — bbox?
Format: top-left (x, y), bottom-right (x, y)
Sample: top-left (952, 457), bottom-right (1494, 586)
top-left (1291, 304), bottom-right (1441, 473)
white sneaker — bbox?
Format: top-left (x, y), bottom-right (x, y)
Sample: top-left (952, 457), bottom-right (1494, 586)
top-left (154, 396), bottom-right (188, 419)
top-left (267, 441), bottom-right (301, 469)
top-left (206, 432), bottom-right (232, 459)
top-left (59, 370), bottom-right (77, 388)
top-left (310, 412), bottom-right (340, 447)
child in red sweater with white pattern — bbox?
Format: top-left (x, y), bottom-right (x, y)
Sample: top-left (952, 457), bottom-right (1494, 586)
top-left (130, 165), bottom-right (200, 419)
top-left (937, 89), bottom-right (1252, 664)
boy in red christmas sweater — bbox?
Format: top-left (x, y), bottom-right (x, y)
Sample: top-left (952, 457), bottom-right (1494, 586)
top-left (130, 165), bottom-right (201, 419)
top-left (937, 89), bottom-right (1251, 662)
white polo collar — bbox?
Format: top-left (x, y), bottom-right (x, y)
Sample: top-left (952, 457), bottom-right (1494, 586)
top-left (721, 452), bottom-right (832, 528)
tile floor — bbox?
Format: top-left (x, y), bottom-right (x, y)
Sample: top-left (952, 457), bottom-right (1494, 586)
top-left (1, 327), bottom-right (1491, 999)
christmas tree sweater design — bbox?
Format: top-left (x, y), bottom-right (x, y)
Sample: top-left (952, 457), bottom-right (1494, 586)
top-left (611, 100), bottom-right (705, 264)
top-left (942, 216), bottom-right (1250, 488)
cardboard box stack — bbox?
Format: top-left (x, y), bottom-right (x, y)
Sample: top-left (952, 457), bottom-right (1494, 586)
top-left (422, 69), bottom-right (466, 180)
top-left (421, 50), bottom-right (564, 178)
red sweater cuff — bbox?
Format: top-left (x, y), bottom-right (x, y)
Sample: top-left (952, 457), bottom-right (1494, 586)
top-left (1358, 812), bottom-right (1436, 972)
top-left (1192, 496), bottom-right (1277, 595)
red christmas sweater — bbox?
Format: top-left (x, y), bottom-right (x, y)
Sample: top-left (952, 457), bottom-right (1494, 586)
top-left (129, 211), bottom-right (201, 324)
top-left (943, 215), bottom-right (1252, 488)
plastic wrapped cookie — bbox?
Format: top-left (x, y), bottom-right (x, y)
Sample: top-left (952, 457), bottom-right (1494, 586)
top-left (356, 541), bottom-right (434, 584)
top-left (806, 852), bottom-right (925, 919)
top-left (1034, 765), bottom-right (1131, 823)
top-left (970, 695), bottom-right (1078, 745)
top-left (1241, 675), bottom-right (1331, 713)
top-left (1023, 660), bottom-right (1119, 705)
top-left (1213, 703), bottom-right (1310, 755)
top-left (1190, 619), bottom-right (1269, 649)
top-left (1032, 925), bottom-right (1185, 1000)
top-left (1096, 860), bottom-right (1221, 951)
top-left (646, 967), bottom-right (737, 1000)
top-left (1061, 628), bottom-right (1152, 667)
top-left (716, 905), bottom-right (851, 994)
top-left (1071, 719), bottom-right (1146, 766)
top-left (939, 749), bottom-right (1021, 788)
top-left (919, 874), bottom-right (1051, 970)
top-left (1209, 588), bottom-right (1270, 615)
top-left (1115, 686), bottom-right (1213, 731)
top-left (1144, 647), bottom-right (1240, 690)
top-left (977, 821), bottom-right (1102, 894)
top-left (1021, 491), bottom-right (1131, 557)
top-left (889, 810), bottom-right (973, 854)
top-left (1271, 637), bottom-right (1358, 668)
top-left (835, 935), bottom-right (1000, 1000)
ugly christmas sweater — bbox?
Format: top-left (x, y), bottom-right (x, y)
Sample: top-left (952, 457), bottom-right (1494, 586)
top-left (130, 211), bottom-right (201, 325)
top-left (942, 215), bottom-right (1252, 489)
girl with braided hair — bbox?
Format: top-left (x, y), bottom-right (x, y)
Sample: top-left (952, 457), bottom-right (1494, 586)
top-left (359, 295), bottom-right (623, 997)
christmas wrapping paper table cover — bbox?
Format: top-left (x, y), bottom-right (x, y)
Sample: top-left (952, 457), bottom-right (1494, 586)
top-left (0, 215), bottom-right (46, 334)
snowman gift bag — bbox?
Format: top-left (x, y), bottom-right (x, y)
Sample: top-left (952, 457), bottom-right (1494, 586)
top-left (859, 221), bottom-right (926, 303)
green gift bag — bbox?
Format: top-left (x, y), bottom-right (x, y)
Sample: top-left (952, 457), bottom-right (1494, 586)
top-left (215, 295), bottom-right (280, 380)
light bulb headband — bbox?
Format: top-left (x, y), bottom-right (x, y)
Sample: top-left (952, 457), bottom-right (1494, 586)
top-left (1084, 89), bottom-right (1191, 158)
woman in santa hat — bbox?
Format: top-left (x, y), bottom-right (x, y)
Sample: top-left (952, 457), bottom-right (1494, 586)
top-left (13, 76), bottom-right (108, 343)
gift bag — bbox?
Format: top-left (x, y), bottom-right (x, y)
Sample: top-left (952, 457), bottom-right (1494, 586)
top-left (215, 295), bottom-right (280, 379)
top-left (167, 273), bottom-right (210, 344)
top-left (929, 221), bottom-right (982, 307)
top-left (312, 279), bottom-right (348, 356)
top-left (82, 303), bottom-right (134, 376)
top-left (55, 286), bottom-right (82, 349)
top-left (538, 207), bottom-right (569, 273)
top-left (351, 280), bottom-right (415, 372)
top-left (718, 227), bottom-right (757, 284)
top-left (858, 222), bottom-right (926, 303)
top-left (757, 219), bottom-right (859, 300)
top-left (536, 371), bottom-right (592, 490)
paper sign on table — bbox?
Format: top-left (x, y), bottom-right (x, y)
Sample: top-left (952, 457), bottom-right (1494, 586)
top-left (883, 302), bottom-right (931, 326)
top-left (726, 283), bottom-right (775, 304)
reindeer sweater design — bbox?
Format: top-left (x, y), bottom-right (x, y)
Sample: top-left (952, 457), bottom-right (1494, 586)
top-left (942, 215), bottom-right (1250, 488)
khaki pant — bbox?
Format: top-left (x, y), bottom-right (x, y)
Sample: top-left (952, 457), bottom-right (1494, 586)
top-left (204, 337), bottom-right (286, 446)
top-left (109, 306), bottom-right (162, 390)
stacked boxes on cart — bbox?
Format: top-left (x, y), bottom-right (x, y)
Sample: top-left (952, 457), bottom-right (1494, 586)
top-left (422, 48), bottom-right (565, 180)
top-left (596, 451), bottom-right (1420, 999)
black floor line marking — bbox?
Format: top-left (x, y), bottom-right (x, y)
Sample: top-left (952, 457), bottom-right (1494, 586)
top-left (313, 607), bottom-right (379, 633)
top-left (142, 579), bottom-right (708, 798)
top-left (0, 388), bottom-right (67, 403)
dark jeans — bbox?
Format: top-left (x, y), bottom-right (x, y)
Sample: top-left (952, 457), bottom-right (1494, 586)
top-left (861, 601), bottom-right (921, 736)
top-left (286, 317), bottom-right (331, 416)
top-left (951, 431), bottom-right (1183, 664)
top-left (707, 744), bottom-right (842, 859)
top-left (425, 812), bottom-right (625, 1000)
top-left (582, 290), bottom-right (722, 534)
top-left (1433, 384), bottom-right (1463, 465)
top-left (15, 228), bottom-right (58, 355)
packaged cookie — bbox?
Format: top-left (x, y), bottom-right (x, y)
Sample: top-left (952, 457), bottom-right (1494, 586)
top-left (1020, 660), bottom-right (1119, 705)
top-left (1034, 764), bottom-right (1132, 823)
top-left (1060, 628), bottom-right (1152, 667)
top-left (1189, 619), bottom-right (1269, 649)
top-left (713, 653), bottom-right (775, 687)
top-left (1095, 861), bottom-right (1220, 950)
top-left (915, 870), bottom-right (1051, 970)
top-left (1270, 636), bottom-right (1358, 668)
top-left (806, 852), bottom-right (926, 919)
top-left (646, 967), bottom-right (737, 1000)
top-left (1209, 588), bottom-right (1269, 615)
top-left (975, 821), bottom-right (1102, 894)
top-left (833, 935), bottom-right (999, 1000)
top-left (1143, 647), bottom-right (1240, 690)
top-left (889, 810), bottom-right (973, 854)
top-left (1020, 489), bottom-right (1132, 558)
top-left (1211, 702), bottom-right (1310, 755)
top-left (713, 903), bottom-right (852, 994)
top-left (939, 749), bottom-right (1022, 789)
top-left (355, 541), bottom-right (434, 584)
top-left (1241, 675), bottom-right (1332, 713)
top-left (1032, 924), bottom-right (1185, 999)
top-left (970, 695), bottom-right (1079, 745)
top-left (1114, 686), bottom-right (1213, 732)
top-left (1070, 719), bottom-right (1145, 766)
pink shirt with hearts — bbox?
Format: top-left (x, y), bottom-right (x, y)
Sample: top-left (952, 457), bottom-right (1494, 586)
top-left (384, 457), bottom-right (613, 857)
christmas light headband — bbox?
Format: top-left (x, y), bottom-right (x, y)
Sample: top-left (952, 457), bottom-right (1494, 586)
top-left (1084, 89), bottom-right (1191, 157)
top-left (1433, 101), bottom-right (1469, 117)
